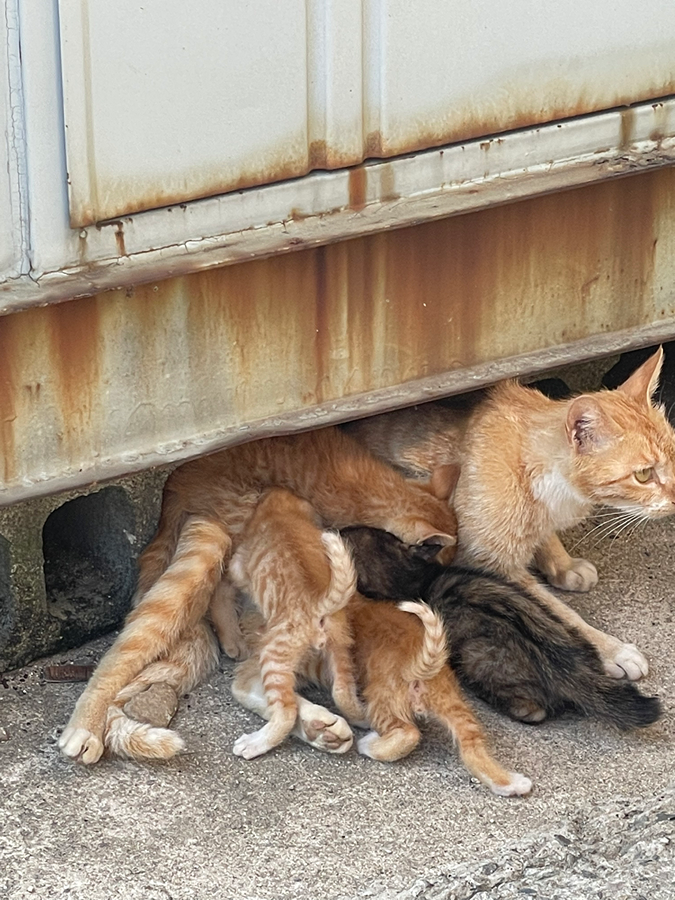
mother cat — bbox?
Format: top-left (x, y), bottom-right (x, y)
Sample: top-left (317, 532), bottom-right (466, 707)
top-left (345, 348), bottom-right (675, 681)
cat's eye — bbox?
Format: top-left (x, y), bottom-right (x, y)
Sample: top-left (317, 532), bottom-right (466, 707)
top-left (634, 467), bottom-right (654, 484)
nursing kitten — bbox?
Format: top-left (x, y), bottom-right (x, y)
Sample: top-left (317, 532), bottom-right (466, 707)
top-left (345, 348), bottom-right (675, 680)
top-left (227, 488), bottom-right (364, 759)
top-left (341, 526), bottom-right (662, 729)
top-left (58, 426), bottom-right (457, 764)
top-left (234, 591), bottom-right (532, 796)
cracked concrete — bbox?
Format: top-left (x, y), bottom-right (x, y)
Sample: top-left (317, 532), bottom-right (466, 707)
top-left (0, 510), bottom-right (673, 900)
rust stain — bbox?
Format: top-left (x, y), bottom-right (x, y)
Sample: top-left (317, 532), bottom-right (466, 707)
top-left (46, 295), bottom-right (102, 441)
top-left (620, 107), bottom-right (636, 151)
top-left (2, 166), bottom-right (674, 498)
top-left (309, 139), bottom-right (328, 169)
top-left (71, 64), bottom-right (675, 227)
top-left (650, 101), bottom-right (668, 143)
top-left (348, 166), bottom-right (367, 211)
top-left (0, 314), bottom-right (20, 483)
top-left (114, 223), bottom-right (127, 257)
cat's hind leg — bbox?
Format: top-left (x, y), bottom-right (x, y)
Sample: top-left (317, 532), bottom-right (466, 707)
top-left (58, 516), bottom-right (231, 764)
top-left (232, 623), bottom-right (313, 759)
top-left (232, 656), bottom-right (354, 754)
top-left (209, 576), bottom-right (249, 661)
top-left (427, 668), bottom-right (532, 797)
top-left (357, 722), bottom-right (421, 761)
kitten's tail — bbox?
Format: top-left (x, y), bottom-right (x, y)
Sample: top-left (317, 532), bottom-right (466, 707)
top-left (574, 678), bottom-right (662, 731)
top-left (318, 531), bottom-right (358, 618)
top-left (398, 600), bottom-right (448, 682)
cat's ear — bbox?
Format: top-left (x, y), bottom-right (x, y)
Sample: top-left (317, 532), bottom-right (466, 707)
top-left (566, 396), bottom-right (610, 453)
top-left (616, 347), bottom-right (663, 405)
top-left (429, 464), bottom-right (461, 501)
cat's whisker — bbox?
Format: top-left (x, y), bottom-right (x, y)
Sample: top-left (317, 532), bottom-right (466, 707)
top-left (608, 513), bottom-right (646, 548)
top-left (571, 513), bottom-right (633, 550)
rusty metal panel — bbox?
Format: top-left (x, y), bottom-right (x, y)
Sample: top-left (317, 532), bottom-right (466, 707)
top-left (7, 96), bottom-right (675, 315)
top-left (58, 0), bottom-right (675, 225)
top-left (2, 167), bottom-right (675, 505)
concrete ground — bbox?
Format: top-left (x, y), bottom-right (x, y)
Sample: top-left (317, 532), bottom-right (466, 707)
top-left (1, 516), bottom-right (673, 900)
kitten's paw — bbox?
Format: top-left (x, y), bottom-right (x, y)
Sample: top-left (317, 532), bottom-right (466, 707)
top-left (509, 699), bottom-right (547, 723)
top-left (356, 730), bottom-right (382, 759)
top-left (489, 772), bottom-right (533, 797)
top-left (604, 643), bottom-right (649, 681)
top-left (295, 702), bottom-right (353, 754)
top-left (233, 730), bottom-right (273, 760)
top-left (58, 726), bottom-right (104, 764)
top-left (220, 629), bottom-right (250, 661)
top-left (549, 558), bottom-right (598, 592)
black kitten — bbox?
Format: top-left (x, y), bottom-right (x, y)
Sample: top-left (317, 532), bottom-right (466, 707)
top-left (341, 527), bottom-right (661, 730)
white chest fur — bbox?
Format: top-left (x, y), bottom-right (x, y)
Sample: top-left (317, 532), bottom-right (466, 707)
top-left (531, 468), bottom-right (590, 529)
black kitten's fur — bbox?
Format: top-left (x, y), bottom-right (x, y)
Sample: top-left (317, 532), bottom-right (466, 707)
top-left (341, 527), bottom-right (661, 730)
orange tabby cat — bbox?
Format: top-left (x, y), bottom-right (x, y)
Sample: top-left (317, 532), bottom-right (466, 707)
top-left (58, 426), bottom-right (457, 763)
top-left (345, 348), bottom-right (675, 681)
top-left (228, 488), bottom-right (365, 759)
top-left (234, 591), bottom-right (531, 796)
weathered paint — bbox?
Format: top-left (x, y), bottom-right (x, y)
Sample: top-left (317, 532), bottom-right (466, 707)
top-left (58, 0), bottom-right (675, 224)
top-left (1, 166), bottom-right (675, 505)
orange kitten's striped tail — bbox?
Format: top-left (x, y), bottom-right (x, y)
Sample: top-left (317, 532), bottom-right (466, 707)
top-left (398, 600), bottom-right (447, 682)
top-left (318, 531), bottom-right (357, 618)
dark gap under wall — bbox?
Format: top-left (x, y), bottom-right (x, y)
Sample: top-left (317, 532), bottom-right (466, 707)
top-left (42, 487), bottom-right (137, 649)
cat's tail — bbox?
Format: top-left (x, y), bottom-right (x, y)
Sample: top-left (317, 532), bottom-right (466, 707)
top-left (398, 600), bottom-right (448, 682)
top-left (318, 531), bottom-right (358, 618)
top-left (573, 677), bottom-right (662, 731)
top-left (103, 619), bottom-right (220, 760)
top-left (104, 707), bottom-right (186, 760)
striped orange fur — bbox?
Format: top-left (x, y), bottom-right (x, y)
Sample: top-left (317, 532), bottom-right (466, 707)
top-left (58, 426), bottom-right (457, 763)
top-left (228, 488), bottom-right (363, 759)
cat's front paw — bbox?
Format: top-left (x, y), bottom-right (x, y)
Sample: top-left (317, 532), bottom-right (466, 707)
top-left (294, 702), bottom-right (353, 754)
top-left (233, 730), bottom-right (273, 760)
top-left (548, 558), bottom-right (598, 592)
top-left (58, 726), bottom-right (104, 764)
top-left (604, 643), bottom-right (649, 681)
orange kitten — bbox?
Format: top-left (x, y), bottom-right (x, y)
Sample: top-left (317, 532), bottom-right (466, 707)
top-left (58, 426), bottom-right (457, 763)
top-left (345, 349), bottom-right (675, 681)
top-left (235, 594), bottom-right (531, 796)
top-left (227, 488), bottom-right (364, 759)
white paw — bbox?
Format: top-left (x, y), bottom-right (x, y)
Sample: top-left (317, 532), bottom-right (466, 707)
top-left (233, 730), bottom-right (273, 760)
top-left (58, 726), bottom-right (104, 764)
top-left (356, 730), bottom-right (381, 759)
top-left (295, 702), bottom-right (353, 754)
top-left (604, 643), bottom-right (649, 681)
top-left (551, 558), bottom-right (598, 592)
top-left (490, 772), bottom-right (533, 797)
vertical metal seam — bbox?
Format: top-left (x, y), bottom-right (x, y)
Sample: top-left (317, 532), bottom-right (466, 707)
top-left (79, 0), bottom-right (99, 225)
top-left (4, 0), bottom-right (31, 278)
